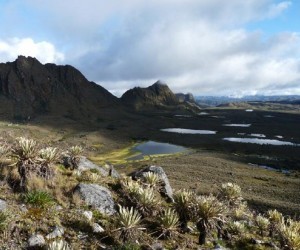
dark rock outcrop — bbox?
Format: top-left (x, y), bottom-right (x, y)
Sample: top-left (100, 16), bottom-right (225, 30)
top-left (74, 183), bottom-right (116, 215)
top-left (63, 156), bottom-right (109, 176)
top-left (0, 56), bottom-right (118, 120)
top-left (121, 81), bottom-right (178, 110)
top-left (176, 93), bottom-right (196, 103)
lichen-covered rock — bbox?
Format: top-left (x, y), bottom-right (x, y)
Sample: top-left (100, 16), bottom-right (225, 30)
top-left (133, 165), bottom-right (173, 201)
top-left (83, 210), bottom-right (93, 221)
top-left (63, 156), bottom-right (108, 176)
top-left (75, 183), bottom-right (116, 215)
top-left (0, 199), bottom-right (7, 211)
top-left (109, 165), bottom-right (120, 178)
top-left (93, 223), bottom-right (105, 233)
top-left (46, 226), bottom-right (64, 240)
top-left (28, 234), bottom-right (45, 248)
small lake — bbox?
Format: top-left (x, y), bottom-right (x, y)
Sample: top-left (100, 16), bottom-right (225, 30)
top-left (128, 141), bottom-right (188, 160)
top-left (249, 133), bottom-right (266, 138)
top-left (161, 128), bottom-right (217, 134)
top-left (223, 137), bottom-right (297, 146)
top-left (223, 124), bottom-right (251, 127)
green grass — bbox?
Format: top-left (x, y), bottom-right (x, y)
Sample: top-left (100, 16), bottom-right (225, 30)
top-left (23, 190), bottom-right (54, 208)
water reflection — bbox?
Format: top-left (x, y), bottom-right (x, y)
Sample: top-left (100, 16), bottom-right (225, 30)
top-left (223, 137), bottom-right (297, 146)
top-left (161, 128), bottom-right (217, 134)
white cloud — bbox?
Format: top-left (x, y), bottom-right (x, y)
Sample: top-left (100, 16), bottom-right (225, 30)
top-left (0, 38), bottom-right (64, 64)
top-left (266, 1), bottom-right (291, 18)
top-left (1, 0), bottom-right (298, 96)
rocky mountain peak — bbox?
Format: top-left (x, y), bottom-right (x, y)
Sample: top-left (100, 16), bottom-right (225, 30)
top-left (0, 56), bottom-right (118, 120)
top-left (121, 81), bottom-right (179, 110)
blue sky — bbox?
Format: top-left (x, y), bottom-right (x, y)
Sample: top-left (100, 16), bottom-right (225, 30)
top-left (0, 0), bottom-right (299, 96)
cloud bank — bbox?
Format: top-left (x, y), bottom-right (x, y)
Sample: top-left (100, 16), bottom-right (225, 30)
top-left (0, 0), bottom-right (299, 96)
top-left (0, 38), bottom-right (64, 64)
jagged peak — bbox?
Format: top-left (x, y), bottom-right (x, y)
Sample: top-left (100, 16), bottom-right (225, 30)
top-left (152, 80), bottom-right (168, 87)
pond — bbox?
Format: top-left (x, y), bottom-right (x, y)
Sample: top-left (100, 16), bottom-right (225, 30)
top-left (223, 137), bottom-right (297, 146)
top-left (128, 141), bottom-right (188, 160)
top-left (223, 124), bottom-right (251, 127)
top-left (161, 128), bottom-right (217, 134)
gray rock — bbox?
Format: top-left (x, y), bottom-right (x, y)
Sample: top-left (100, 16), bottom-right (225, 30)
top-left (93, 223), bottom-right (105, 233)
top-left (83, 210), bottom-right (93, 221)
top-left (133, 166), bottom-right (173, 201)
top-left (28, 234), bottom-right (45, 247)
top-left (75, 183), bottom-right (116, 215)
top-left (20, 204), bottom-right (28, 213)
top-left (0, 199), bottom-right (7, 211)
top-left (46, 226), bottom-right (64, 240)
top-left (213, 245), bottom-right (228, 250)
top-left (63, 156), bottom-right (108, 176)
top-left (150, 242), bottom-right (165, 250)
top-left (109, 165), bottom-right (120, 178)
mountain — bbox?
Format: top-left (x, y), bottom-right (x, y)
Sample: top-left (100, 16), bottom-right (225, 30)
top-left (121, 81), bottom-right (179, 110)
top-left (176, 92), bottom-right (196, 103)
top-left (0, 56), bottom-right (118, 120)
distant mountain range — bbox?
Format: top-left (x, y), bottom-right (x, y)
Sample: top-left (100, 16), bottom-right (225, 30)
top-left (195, 95), bottom-right (300, 107)
top-left (0, 56), bottom-right (195, 120)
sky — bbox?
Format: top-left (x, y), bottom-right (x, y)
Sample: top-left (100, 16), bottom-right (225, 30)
top-left (0, 0), bottom-right (299, 97)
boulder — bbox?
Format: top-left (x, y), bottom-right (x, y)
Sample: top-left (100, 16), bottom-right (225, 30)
top-left (133, 166), bottom-right (173, 201)
top-left (93, 223), bottom-right (105, 233)
top-left (46, 226), bottom-right (64, 240)
top-left (83, 210), bottom-right (93, 221)
top-left (0, 199), bottom-right (7, 211)
top-left (28, 234), bottom-right (45, 248)
top-left (109, 165), bottom-right (120, 178)
top-left (75, 183), bottom-right (116, 215)
top-left (63, 156), bottom-right (108, 176)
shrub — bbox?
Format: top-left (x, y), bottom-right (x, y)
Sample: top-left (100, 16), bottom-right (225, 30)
top-left (115, 205), bottom-right (144, 242)
top-left (13, 137), bottom-right (38, 187)
top-left (219, 182), bottom-right (242, 205)
top-left (23, 190), bottom-right (54, 208)
top-left (194, 195), bottom-right (227, 245)
top-left (173, 189), bottom-right (195, 229)
top-left (255, 215), bottom-right (270, 236)
top-left (227, 221), bottom-right (246, 236)
top-left (268, 209), bottom-right (283, 237)
top-left (47, 239), bottom-right (71, 250)
top-left (158, 208), bottom-right (179, 239)
top-left (142, 172), bottom-right (160, 187)
top-left (121, 177), bottom-right (141, 196)
top-left (67, 146), bottom-right (83, 169)
top-left (134, 187), bottom-right (159, 217)
top-left (278, 218), bottom-right (300, 250)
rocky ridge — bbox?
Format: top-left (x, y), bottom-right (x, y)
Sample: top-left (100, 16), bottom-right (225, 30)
top-left (0, 56), bottom-right (118, 120)
top-left (121, 80), bottom-right (179, 110)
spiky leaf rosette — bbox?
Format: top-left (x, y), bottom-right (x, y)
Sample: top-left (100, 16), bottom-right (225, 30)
top-left (38, 147), bottom-right (59, 164)
top-left (13, 137), bottom-right (37, 161)
top-left (173, 189), bottom-right (195, 226)
top-left (135, 187), bottom-right (159, 216)
top-left (278, 218), bottom-right (300, 250)
top-left (158, 208), bottom-right (179, 239)
top-left (142, 172), bottom-right (161, 188)
top-left (255, 215), bottom-right (270, 236)
top-left (116, 205), bottom-right (144, 242)
top-left (220, 182), bottom-right (242, 205)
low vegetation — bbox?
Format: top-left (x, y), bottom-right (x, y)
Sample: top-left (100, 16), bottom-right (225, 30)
top-left (0, 137), bottom-right (299, 249)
